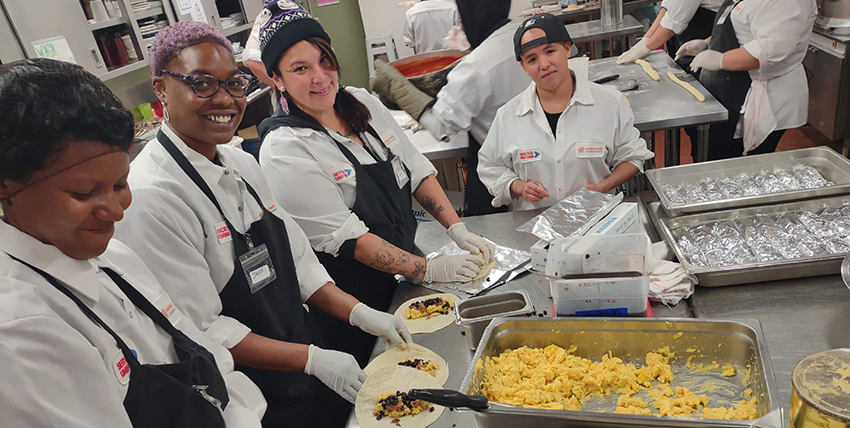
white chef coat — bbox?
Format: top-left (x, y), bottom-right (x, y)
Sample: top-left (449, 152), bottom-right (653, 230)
top-left (659, 0), bottom-right (724, 34)
top-left (115, 124), bottom-right (333, 350)
top-left (259, 86), bottom-right (437, 256)
top-left (419, 22), bottom-right (532, 143)
top-left (478, 57), bottom-right (654, 212)
top-left (404, 0), bottom-right (460, 54)
top-left (0, 221), bottom-right (266, 428)
top-left (243, 11), bottom-right (262, 63)
top-left (728, 0), bottom-right (816, 146)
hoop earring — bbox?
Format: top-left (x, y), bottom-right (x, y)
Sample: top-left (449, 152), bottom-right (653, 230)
top-left (163, 106), bottom-right (170, 121)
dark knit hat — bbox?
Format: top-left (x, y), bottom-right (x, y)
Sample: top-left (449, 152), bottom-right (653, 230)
top-left (258, 0), bottom-right (331, 77)
top-left (514, 13), bottom-right (573, 61)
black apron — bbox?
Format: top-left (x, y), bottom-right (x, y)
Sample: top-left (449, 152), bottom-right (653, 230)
top-left (157, 131), bottom-right (348, 428)
top-left (8, 255), bottom-right (228, 428)
top-left (698, 0), bottom-right (753, 160)
top-left (464, 134), bottom-right (509, 216)
top-left (313, 126), bottom-right (418, 367)
top-left (667, 6), bottom-right (717, 75)
top-left (260, 111), bottom-right (420, 367)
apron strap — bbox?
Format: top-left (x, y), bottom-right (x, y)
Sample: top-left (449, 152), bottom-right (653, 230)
top-left (101, 268), bottom-right (186, 340)
top-left (328, 125), bottom-right (391, 168)
top-left (5, 253), bottom-right (143, 369)
top-left (240, 179), bottom-right (268, 214)
top-left (157, 130), bottom-right (239, 235)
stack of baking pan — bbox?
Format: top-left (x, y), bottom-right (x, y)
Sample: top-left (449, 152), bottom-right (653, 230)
top-left (646, 147), bottom-right (850, 286)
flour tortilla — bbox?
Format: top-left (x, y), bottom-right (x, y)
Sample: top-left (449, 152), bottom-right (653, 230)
top-left (394, 293), bottom-right (458, 334)
top-left (355, 366), bottom-right (444, 428)
top-left (473, 255), bottom-right (497, 281)
top-left (364, 343), bottom-right (449, 386)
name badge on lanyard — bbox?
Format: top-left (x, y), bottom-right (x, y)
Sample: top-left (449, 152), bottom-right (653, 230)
top-left (238, 243), bottom-right (276, 294)
top-left (716, 3), bottom-right (734, 25)
top-left (391, 155), bottom-right (409, 189)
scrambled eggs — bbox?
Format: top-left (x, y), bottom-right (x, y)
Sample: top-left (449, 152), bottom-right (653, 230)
top-left (479, 344), bottom-right (758, 420)
top-left (398, 358), bottom-right (439, 376)
top-left (480, 345), bottom-right (675, 410)
top-left (405, 297), bottom-right (452, 320)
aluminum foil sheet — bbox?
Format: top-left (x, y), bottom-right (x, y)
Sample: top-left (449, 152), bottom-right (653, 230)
top-left (400, 239), bottom-right (531, 295)
top-left (516, 189), bottom-right (623, 242)
top-left (661, 165), bottom-right (834, 205)
top-left (671, 205), bottom-right (850, 268)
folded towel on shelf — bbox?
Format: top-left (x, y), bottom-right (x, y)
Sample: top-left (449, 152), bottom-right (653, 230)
top-left (648, 241), bottom-right (696, 305)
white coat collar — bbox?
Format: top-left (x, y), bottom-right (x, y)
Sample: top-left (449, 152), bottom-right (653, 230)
top-left (160, 124), bottom-right (235, 185)
top-left (515, 56), bottom-right (594, 117)
top-left (0, 219), bottom-right (101, 302)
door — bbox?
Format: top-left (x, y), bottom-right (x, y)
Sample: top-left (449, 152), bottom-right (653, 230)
top-left (241, 0), bottom-right (263, 24)
top-left (3, 0), bottom-right (105, 75)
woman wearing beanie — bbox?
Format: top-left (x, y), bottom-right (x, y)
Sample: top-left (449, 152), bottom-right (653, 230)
top-left (114, 21), bottom-right (411, 427)
top-left (255, 1), bottom-right (493, 366)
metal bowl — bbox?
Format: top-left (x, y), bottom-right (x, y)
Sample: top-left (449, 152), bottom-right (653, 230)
top-left (388, 49), bottom-right (467, 97)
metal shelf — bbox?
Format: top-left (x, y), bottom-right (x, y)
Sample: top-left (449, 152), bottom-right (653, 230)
top-left (100, 58), bottom-right (149, 81)
top-left (134, 6), bottom-right (165, 20)
top-left (221, 22), bottom-right (253, 37)
top-left (89, 17), bottom-right (127, 31)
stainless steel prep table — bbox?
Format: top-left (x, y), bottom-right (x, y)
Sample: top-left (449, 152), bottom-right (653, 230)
top-left (345, 203), bottom-right (691, 428)
top-left (549, 0), bottom-right (660, 23)
top-left (567, 15), bottom-right (644, 58)
top-left (588, 51), bottom-right (728, 166)
top-left (689, 276), bottom-right (850, 418)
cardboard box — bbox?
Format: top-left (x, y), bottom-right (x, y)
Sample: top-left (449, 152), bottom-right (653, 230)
top-left (531, 239), bottom-right (549, 272)
top-left (583, 202), bottom-right (639, 236)
top-left (531, 203), bottom-right (639, 272)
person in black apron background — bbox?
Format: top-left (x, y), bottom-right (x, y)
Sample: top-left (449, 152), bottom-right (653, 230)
top-left (618, 0), bottom-right (722, 73)
top-left (680, 0), bottom-right (817, 160)
top-left (116, 22), bottom-right (413, 428)
top-left (370, 0), bottom-right (531, 217)
top-left (0, 58), bottom-right (264, 427)
top-left (253, 3), bottom-right (495, 366)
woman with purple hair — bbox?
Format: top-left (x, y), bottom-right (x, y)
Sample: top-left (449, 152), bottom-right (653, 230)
top-left (115, 21), bottom-right (411, 427)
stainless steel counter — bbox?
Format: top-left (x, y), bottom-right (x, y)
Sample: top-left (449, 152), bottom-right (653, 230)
top-left (549, 0), bottom-right (660, 23)
top-left (568, 15), bottom-right (643, 44)
top-left (690, 276), bottom-right (850, 417)
top-left (345, 204), bottom-right (691, 428)
top-left (588, 51), bottom-right (728, 166)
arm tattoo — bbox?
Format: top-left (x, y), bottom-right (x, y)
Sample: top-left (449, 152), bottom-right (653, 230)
top-left (420, 195), bottom-right (447, 220)
top-left (367, 239), bottom-right (413, 273)
top-left (411, 260), bottom-right (426, 279)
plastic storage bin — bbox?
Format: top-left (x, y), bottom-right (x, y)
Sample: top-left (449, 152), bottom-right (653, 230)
top-left (545, 234), bottom-right (650, 316)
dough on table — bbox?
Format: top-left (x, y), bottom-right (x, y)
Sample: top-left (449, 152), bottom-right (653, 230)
top-left (635, 59), bottom-right (660, 81)
top-left (667, 71), bottom-right (706, 102)
top-left (364, 343), bottom-right (449, 386)
top-left (394, 293), bottom-right (459, 334)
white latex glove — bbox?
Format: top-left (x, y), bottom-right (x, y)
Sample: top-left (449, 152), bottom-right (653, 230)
top-left (690, 50), bottom-right (723, 72)
top-left (616, 38), bottom-right (652, 64)
top-left (424, 254), bottom-right (482, 283)
top-left (675, 39), bottom-right (709, 60)
top-left (447, 223), bottom-right (495, 264)
top-left (304, 345), bottom-right (367, 404)
top-left (349, 302), bottom-right (413, 350)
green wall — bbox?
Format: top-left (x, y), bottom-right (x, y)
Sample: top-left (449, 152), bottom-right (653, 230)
top-left (309, 0), bottom-right (369, 89)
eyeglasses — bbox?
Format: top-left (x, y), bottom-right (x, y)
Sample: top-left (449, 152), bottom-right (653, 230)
top-left (162, 70), bottom-right (254, 98)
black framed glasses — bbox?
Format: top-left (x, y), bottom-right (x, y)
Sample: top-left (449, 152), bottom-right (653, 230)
top-left (162, 70), bottom-right (254, 98)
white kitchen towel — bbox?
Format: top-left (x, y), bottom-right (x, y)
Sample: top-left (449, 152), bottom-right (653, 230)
top-left (648, 241), bottom-right (696, 305)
